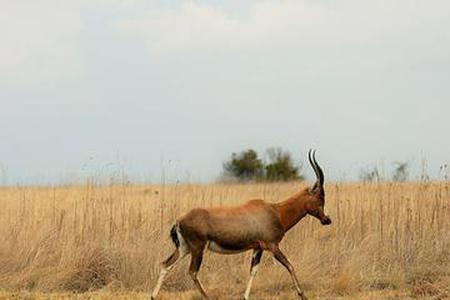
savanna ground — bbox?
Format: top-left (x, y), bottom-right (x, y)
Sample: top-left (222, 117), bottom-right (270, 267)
top-left (0, 182), bottom-right (449, 299)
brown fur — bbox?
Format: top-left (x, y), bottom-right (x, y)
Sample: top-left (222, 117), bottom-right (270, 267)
top-left (178, 199), bottom-right (284, 252)
top-left (151, 150), bottom-right (331, 300)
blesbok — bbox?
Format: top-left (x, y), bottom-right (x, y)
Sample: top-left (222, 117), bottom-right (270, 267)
top-left (150, 150), bottom-right (332, 300)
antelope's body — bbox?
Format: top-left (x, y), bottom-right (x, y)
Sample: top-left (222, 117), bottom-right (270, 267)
top-left (178, 199), bottom-right (285, 254)
top-left (150, 150), bottom-right (331, 300)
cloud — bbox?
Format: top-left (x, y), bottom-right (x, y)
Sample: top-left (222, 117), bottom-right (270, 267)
top-left (115, 0), bottom-right (450, 66)
top-left (3, 0), bottom-right (448, 86)
top-left (115, 1), bottom-right (325, 56)
top-left (0, 2), bottom-right (83, 85)
top-left (0, 0), bottom-right (449, 184)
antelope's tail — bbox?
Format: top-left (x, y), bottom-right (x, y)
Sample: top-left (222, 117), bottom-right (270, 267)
top-left (169, 224), bottom-right (180, 248)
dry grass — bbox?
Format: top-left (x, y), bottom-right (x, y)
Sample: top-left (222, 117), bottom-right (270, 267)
top-left (0, 181), bottom-right (449, 299)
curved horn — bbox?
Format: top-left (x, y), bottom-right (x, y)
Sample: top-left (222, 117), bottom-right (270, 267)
top-left (312, 151), bottom-right (324, 187)
top-left (308, 149), bottom-right (324, 190)
top-left (308, 149), bottom-right (317, 177)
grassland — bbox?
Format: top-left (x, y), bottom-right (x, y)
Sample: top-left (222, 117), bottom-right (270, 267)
top-left (0, 181), bottom-right (449, 299)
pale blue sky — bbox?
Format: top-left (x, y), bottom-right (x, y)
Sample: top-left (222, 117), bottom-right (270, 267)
top-left (0, 0), bottom-right (449, 185)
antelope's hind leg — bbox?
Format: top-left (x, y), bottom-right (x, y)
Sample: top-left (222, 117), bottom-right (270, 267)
top-left (150, 248), bottom-right (187, 300)
top-left (243, 248), bottom-right (263, 300)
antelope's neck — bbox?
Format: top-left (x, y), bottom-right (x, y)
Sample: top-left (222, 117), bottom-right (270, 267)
top-left (275, 190), bottom-right (309, 232)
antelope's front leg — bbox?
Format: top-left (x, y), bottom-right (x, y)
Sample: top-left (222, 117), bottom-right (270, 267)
top-left (269, 245), bottom-right (308, 300)
top-left (243, 248), bottom-right (263, 300)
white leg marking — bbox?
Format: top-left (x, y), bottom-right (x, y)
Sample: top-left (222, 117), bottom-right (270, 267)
top-left (244, 265), bottom-right (259, 300)
top-left (151, 268), bottom-right (168, 299)
top-left (190, 271), bottom-right (210, 299)
top-left (151, 225), bottom-right (190, 299)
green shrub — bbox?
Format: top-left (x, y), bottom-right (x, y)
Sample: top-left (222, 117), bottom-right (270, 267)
top-left (222, 148), bottom-right (303, 182)
top-left (223, 149), bottom-right (264, 181)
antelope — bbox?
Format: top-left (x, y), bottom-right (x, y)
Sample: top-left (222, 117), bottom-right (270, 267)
top-left (150, 150), bottom-right (332, 300)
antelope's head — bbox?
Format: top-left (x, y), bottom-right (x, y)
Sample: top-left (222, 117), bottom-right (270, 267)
top-left (305, 150), bottom-right (332, 226)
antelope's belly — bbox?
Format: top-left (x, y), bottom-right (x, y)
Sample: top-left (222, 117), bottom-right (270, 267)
top-left (206, 240), bottom-right (249, 254)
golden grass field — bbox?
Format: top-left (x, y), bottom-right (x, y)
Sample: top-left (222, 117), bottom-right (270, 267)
top-left (0, 181), bottom-right (449, 299)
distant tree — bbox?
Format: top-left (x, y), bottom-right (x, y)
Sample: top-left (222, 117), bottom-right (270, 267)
top-left (223, 149), bottom-right (264, 181)
top-left (359, 166), bottom-right (380, 182)
top-left (440, 163), bottom-right (449, 181)
top-left (0, 163), bottom-right (6, 186)
top-left (264, 148), bottom-right (303, 182)
top-left (392, 161), bottom-right (409, 182)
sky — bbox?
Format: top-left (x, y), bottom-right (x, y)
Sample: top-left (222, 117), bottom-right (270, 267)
top-left (0, 0), bottom-right (449, 185)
